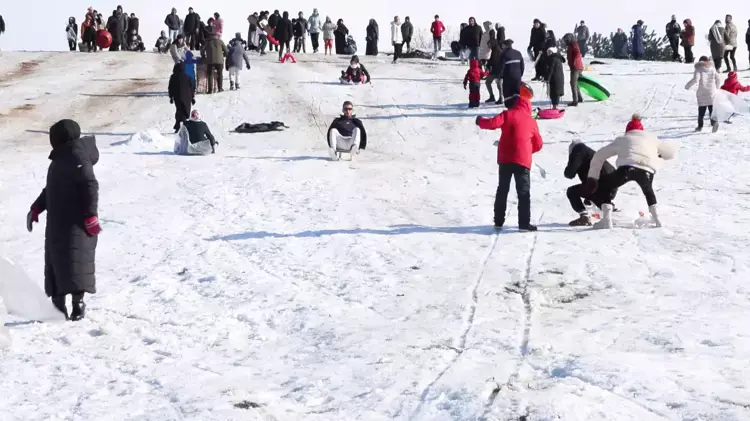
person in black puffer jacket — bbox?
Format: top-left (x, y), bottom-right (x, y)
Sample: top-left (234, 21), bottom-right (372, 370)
top-left (485, 41), bottom-right (504, 103)
top-left (564, 140), bottom-right (618, 226)
top-left (528, 19), bottom-right (546, 61)
top-left (274, 11), bottom-right (293, 59)
top-left (498, 39), bottom-right (524, 108)
top-left (460, 17), bottom-right (483, 60)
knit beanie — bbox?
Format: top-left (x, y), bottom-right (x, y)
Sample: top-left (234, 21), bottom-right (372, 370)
top-left (625, 113), bottom-right (643, 132)
top-left (190, 110), bottom-right (201, 120)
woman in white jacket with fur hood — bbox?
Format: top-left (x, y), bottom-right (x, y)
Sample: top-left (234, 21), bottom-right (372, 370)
top-left (685, 56), bottom-right (722, 132)
top-left (391, 16), bottom-right (404, 64)
top-left (585, 114), bottom-right (676, 229)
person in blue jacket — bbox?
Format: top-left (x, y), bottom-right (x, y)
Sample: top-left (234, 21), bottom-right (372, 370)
top-left (184, 50), bottom-right (200, 94)
top-left (498, 39), bottom-right (524, 108)
top-left (631, 20), bottom-right (645, 60)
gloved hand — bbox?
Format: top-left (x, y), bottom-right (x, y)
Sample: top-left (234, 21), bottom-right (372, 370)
top-left (84, 216), bottom-right (102, 236)
top-left (170, 98), bottom-right (174, 104)
top-left (463, 83), bottom-right (467, 90)
top-left (191, 98), bottom-right (196, 105)
top-left (475, 116), bottom-right (482, 126)
top-left (584, 178), bottom-right (598, 194)
top-left (246, 64), bottom-right (251, 70)
top-left (26, 207), bottom-right (40, 232)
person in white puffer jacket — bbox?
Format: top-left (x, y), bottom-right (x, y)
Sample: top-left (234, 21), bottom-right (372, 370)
top-left (391, 16), bottom-right (404, 64)
top-left (685, 56), bottom-right (722, 132)
top-left (585, 114), bottom-right (676, 229)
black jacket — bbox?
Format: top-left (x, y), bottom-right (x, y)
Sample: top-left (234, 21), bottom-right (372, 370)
top-left (546, 53), bottom-right (566, 97)
top-left (460, 23), bottom-right (483, 48)
top-left (275, 15), bottom-right (293, 42)
top-left (487, 44), bottom-right (504, 75)
top-left (529, 25), bottom-right (546, 50)
top-left (293, 20), bottom-right (305, 37)
top-left (184, 12), bottom-right (199, 33)
top-left (168, 63), bottom-right (194, 121)
top-left (344, 64), bottom-right (371, 83)
top-left (499, 47), bottom-right (524, 82)
top-left (565, 142), bottom-right (616, 183)
top-left (32, 120), bottom-right (99, 297)
top-left (496, 26), bottom-right (506, 45)
top-left (107, 13), bottom-right (124, 42)
top-left (268, 13), bottom-right (280, 29)
top-left (746, 26), bottom-right (750, 46)
top-left (401, 21), bottom-right (413, 41)
top-left (165, 13), bottom-right (181, 30)
top-left (327, 115), bottom-right (367, 149)
top-left (666, 20), bottom-right (681, 40)
top-left (128, 17), bottom-right (139, 35)
top-left (183, 120), bottom-right (216, 146)
top-left (0, 15), bottom-right (5, 34)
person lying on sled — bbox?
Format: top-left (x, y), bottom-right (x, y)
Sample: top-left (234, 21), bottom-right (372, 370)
top-left (326, 101), bottom-right (367, 159)
top-left (340, 55), bottom-right (371, 84)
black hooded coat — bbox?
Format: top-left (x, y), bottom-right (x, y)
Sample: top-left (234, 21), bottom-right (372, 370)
top-left (169, 63), bottom-right (194, 126)
top-left (275, 12), bottom-right (293, 42)
top-left (366, 20), bottom-right (379, 55)
top-left (32, 120), bottom-right (100, 297)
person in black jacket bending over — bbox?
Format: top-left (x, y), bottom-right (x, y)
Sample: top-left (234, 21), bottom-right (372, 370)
top-left (275, 11), bottom-right (293, 59)
top-left (498, 39), bottom-right (524, 108)
top-left (168, 62), bottom-right (195, 132)
top-left (28, 119), bottom-right (101, 321)
top-left (327, 101), bottom-right (367, 160)
top-left (564, 139), bottom-right (618, 226)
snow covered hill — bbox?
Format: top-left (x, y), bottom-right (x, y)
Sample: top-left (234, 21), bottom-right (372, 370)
top-left (1, 51), bottom-right (750, 420)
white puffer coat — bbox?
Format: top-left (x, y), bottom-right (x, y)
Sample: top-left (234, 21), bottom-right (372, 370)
top-left (588, 130), bottom-right (675, 178)
top-left (479, 21), bottom-right (494, 60)
top-left (724, 22), bottom-right (738, 48)
top-left (391, 21), bottom-right (403, 44)
top-left (685, 61), bottom-right (722, 106)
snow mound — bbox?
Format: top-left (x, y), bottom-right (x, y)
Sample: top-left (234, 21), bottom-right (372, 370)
top-left (122, 129), bottom-right (176, 151)
top-left (0, 257), bottom-right (66, 323)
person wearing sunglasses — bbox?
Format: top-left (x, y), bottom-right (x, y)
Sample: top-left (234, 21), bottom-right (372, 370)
top-left (326, 101), bottom-right (368, 160)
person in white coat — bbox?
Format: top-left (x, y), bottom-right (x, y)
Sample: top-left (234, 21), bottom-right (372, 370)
top-left (391, 16), bottom-right (404, 64)
top-left (584, 114), bottom-right (676, 229)
top-left (685, 56), bottom-right (722, 132)
top-left (479, 21), bottom-right (495, 65)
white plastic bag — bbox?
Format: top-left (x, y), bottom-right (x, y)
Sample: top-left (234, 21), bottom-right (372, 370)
top-left (711, 90), bottom-right (750, 122)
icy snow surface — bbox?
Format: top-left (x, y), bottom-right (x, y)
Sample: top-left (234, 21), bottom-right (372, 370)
top-left (1, 52), bottom-right (749, 421)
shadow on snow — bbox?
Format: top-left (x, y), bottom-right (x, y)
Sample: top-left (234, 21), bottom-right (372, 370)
top-left (80, 92), bottom-right (168, 98)
top-left (26, 129), bottom-right (136, 137)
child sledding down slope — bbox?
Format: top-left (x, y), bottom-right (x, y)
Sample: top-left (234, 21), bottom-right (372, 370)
top-left (464, 59), bottom-right (487, 108)
top-left (585, 114), bottom-right (676, 229)
top-left (685, 56), bottom-right (722, 132)
top-left (340, 55), bottom-right (371, 84)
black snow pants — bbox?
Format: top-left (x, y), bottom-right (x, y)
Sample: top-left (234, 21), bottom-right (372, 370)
top-left (567, 183), bottom-right (616, 213)
top-left (669, 37), bottom-right (680, 61)
top-left (607, 166), bottom-right (657, 207)
top-left (174, 100), bottom-right (191, 131)
top-left (495, 163), bottom-right (531, 227)
top-left (724, 48), bottom-right (737, 71)
top-left (683, 45), bottom-right (694, 63)
top-left (310, 33), bottom-right (320, 51)
top-left (68, 39), bottom-right (77, 51)
top-left (207, 64), bottom-right (223, 93)
top-left (698, 105), bottom-right (716, 128)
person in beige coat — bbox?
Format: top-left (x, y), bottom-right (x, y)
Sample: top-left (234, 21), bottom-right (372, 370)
top-left (723, 14), bottom-right (738, 72)
top-left (685, 56), bottom-right (722, 132)
top-left (585, 114), bottom-right (676, 229)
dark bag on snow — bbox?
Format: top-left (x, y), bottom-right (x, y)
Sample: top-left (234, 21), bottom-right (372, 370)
top-left (451, 41), bottom-right (461, 56)
top-left (234, 121), bottom-right (289, 133)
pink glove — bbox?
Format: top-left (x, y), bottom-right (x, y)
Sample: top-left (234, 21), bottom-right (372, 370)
top-left (84, 216), bottom-right (102, 236)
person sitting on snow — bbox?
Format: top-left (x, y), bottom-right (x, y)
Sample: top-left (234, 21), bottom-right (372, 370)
top-left (175, 110), bottom-right (218, 155)
top-left (564, 139), bottom-right (619, 226)
top-left (326, 101), bottom-right (367, 160)
top-left (155, 30), bottom-right (170, 53)
top-left (127, 29), bottom-right (145, 52)
top-left (719, 71), bottom-right (750, 123)
top-left (340, 55), bottom-right (371, 84)
top-left (585, 114), bottom-right (676, 229)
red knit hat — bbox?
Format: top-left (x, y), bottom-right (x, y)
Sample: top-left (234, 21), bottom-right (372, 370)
top-left (625, 113), bottom-right (643, 132)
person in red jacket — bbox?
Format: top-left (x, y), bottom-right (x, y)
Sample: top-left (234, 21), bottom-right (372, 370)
top-left (721, 71), bottom-right (750, 94)
top-left (430, 15), bottom-right (446, 58)
top-left (565, 35), bottom-right (584, 106)
top-left (464, 59), bottom-right (486, 108)
top-left (475, 97), bottom-right (544, 231)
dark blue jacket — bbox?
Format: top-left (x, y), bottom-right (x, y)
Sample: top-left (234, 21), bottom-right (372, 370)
top-left (631, 25), bottom-right (644, 56)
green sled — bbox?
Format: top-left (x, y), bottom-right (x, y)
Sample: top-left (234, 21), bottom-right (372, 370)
top-left (577, 74), bottom-right (610, 101)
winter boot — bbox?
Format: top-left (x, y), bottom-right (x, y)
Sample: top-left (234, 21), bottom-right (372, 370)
top-left (694, 126), bottom-right (703, 132)
top-left (519, 224), bottom-right (538, 232)
top-left (711, 120), bottom-right (719, 132)
top-left (229, 81), bottom-right (235, 90)
top-left (485, 96), bottom-right (496, 103)
top-left (235, 84), bottom-right (240, 90)
top-left (70, 293), bottom-right (86, 321)
top-left (568, 101), bottom-right (579, 107)
top-left (51, 296), bottom-right (69, 320)
top-left (593, 204), bottom-right (613, 229)
top-left (569, 213), bottom-right (592, 226)
top-left (649, 204), bottom-right (662, 227)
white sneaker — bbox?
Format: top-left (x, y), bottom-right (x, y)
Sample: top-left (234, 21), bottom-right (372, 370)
top-left (649, 204), bottom-right (662, 227)
top-left (328, 148), bottom-right (339, 161)
top-left (593, 204), bottom-right (614, 229)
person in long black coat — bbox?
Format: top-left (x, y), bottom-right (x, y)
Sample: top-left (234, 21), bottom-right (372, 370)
top-left (366, 19), bottom-right (379, 56)
top-left (107, 10), bottom-right (125, 50)
top-left (274, 11), bottom-right (293, 59)
top-left (334, 19), bottom-right (349, 54)
top-left (545, 47), bottom-right (565, 109)
top-left (28, 119), bottom-right (100, 321)
top-left (564, 140), bottom-right (618, 226)
top-left (168, 62), bottom-right (194, 132)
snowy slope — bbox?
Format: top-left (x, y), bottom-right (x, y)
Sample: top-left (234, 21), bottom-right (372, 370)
top-left (1, 51), bottom-right (750, 421)
top-left (3, 0), bottom-right (750, 60)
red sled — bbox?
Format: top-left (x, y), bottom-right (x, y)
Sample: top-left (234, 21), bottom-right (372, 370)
top-left (537, 108), bottom-right (565, 119)
top-left (280, 53), bottom-right (296, 63)
top-left (266, 34), bottom-right (280, 46)
top-left (96, 30), bottom-right (112, 48)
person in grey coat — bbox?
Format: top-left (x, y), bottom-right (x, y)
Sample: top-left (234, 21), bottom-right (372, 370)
top-left (575, 20), bottom-right (589, 57)
top-left (308, 9), bottom-right (322, 52)
top-left (170, 35), bottom-right (187, 63)
top-left (401, 16), bottom-right (414, 52)
top-left (226, 43), bottom-right (251, 90)
top-left (708, 20), bottom-right (725, 70)
top-left (723, 14), bottom-right (738, 72)
top-left (28, 119), bottom-right (101, 321)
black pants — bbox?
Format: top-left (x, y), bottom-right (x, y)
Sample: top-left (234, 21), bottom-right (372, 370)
top-left (607, 166), bottom-right (656, 206)
top-left (669, 38), bottom-right (680, 60)
top-left (310, 33), bottom-right (320, 51)
top-left (393, 43), bottom-right (403, 62)
top-left (278, 40), bottom-right (290, 59)
top-left (567, 183), bottom-right (615, 213)
top-left (259, 34), bottom-right (268, 53)
top-left (550, 94), bottom-right (560, 107)
top-left (683, 45), bottom-right (694, 63)
top-left (185, 33), bottom-right (195, 50)
top-left (713, 57), bottom-right (722, 70)
top-left (404, 39), bottom-right (411, 51)
top-left (206, 64), bottom-right (223, 93)
top-left (174, 101), bottom-right (190, 131)
top-left (724, 48), bottom-right (737, 71)
top-left (698, 105), bottom-right (716, 128)
top-left (578, 39), bottom-right (587, 57)
top-left (109, 42), bottom-right (120, 51)
top-left (485, 73), bottom-right (501, 99)
top-left (494, 163), bottom-right (531, 226)
top-left (504, 96), bottom-right (518, 109)
top-left (68, 39), bottom-right (77, 51)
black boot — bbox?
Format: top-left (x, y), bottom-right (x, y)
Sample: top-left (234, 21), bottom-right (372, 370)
top-left (70, 293), bottom-right (86, 321)
top-left (51, 296), bottom-right (69, 320)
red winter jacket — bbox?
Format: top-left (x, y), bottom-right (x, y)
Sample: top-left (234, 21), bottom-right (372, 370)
top-left (463, 60), bottom-right (485, 84)
top-left (477, 97), bottom-right (543, 168)
top-left (567, 42), bottom-right (584, 70)
top-left (721, 72), bottom-right (750, 95)
top-left (431, 20), bottom-right (446, 38)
